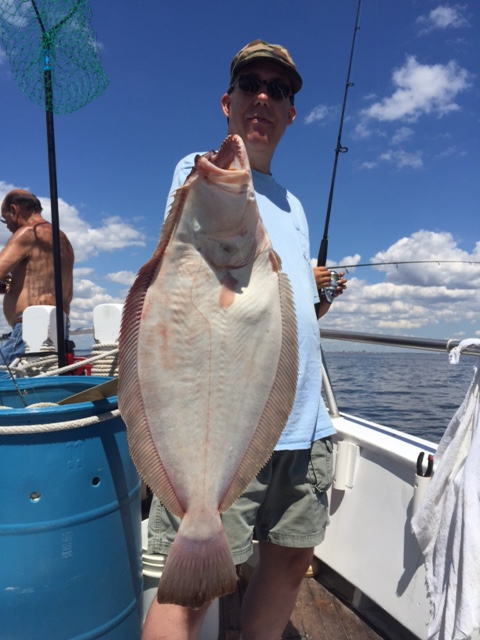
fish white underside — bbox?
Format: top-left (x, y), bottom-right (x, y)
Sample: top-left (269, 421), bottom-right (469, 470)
top-left (138, 242), bottom-right (286, 516)
top-left (118, 134), bottom-right (298, 607)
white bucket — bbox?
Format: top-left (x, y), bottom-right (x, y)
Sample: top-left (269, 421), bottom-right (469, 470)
top-left (141, 519), bottom-right (219, 638)
top-left (142, 547), bottom-right (166, 619)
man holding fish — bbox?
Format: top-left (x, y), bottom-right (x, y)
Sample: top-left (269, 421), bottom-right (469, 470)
top-left (133, 39), bottom-right (346, 639)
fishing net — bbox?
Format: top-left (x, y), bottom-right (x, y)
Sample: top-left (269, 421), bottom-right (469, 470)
top-left (0, 0), bottom-right (108, 114)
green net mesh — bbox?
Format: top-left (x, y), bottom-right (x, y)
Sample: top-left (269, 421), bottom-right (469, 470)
top-left (0, 0), bottom-right (109, 114)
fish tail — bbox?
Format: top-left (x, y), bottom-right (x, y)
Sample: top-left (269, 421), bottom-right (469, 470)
top-left (156, 513), bottom-right (237, 609)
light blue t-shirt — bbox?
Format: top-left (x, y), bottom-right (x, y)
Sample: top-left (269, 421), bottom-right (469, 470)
top-left (163, 154), bottom-right (335, 450)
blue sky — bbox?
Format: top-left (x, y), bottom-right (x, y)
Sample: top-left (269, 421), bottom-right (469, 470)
top-left (0, 0), bottom-right (478, 347)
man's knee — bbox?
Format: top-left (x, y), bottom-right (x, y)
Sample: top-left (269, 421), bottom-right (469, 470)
top-left (258, 542), bottom-right (313, 579)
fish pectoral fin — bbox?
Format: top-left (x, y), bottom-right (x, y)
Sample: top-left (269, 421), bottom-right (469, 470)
top-left (218, 272), bottom-right (238, 308)
top-left (156, 512), bottom-right (236, 608)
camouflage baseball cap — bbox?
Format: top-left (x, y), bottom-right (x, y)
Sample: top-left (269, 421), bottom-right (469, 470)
top-left (229, 39), bottom-right (303, 94)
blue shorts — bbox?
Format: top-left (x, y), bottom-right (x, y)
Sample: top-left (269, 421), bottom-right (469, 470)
top-left (0, 322), bottom-right (26, 378)
top-left (147, 437), bottom-right (334, 565)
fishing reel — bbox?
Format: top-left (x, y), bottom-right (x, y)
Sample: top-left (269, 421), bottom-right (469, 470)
top-left (320, 270), bottom-right (339, 304)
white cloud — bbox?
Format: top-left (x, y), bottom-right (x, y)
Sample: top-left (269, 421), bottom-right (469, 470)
top-left (304, 104), bottom-right (333, 125)
top-left (322, 278), bottom-right (475, 333)
top-left (352, 57), bottom-right (470, 173)
top-left (379, 149), bottom-right (423, 169)
top-left (0, 180), bottom-right (18, 198)
top-left (434, 145), bottom-right (464, 159)
top-left (318, 232), bottom-right (480, 335)
top-left (328, 254), bottom-right (362, 271)
top-left (105, 270), bottom-right (137, 285)
top-left (73, 267), bottom-right (95, 278)
top-left (354, 121), bottom-right (372, 139)
top-left (391, 126), bottom-right (414, 145)
top-left (416, 5), bottom-right (470, 34)
top-left (359, 161), bottom-right (377, 170)
top-left (361, 56), bottom-right (470, 123)
top-left (371, 230), bottom-right (480, 287)
top-left (0, 183), bottom-right (146, 263)
top-left (38, 197), bottom-right (146, 262)
top-left (69, 276), bottom-right (124, 330)
top-left (311, 254), bottom-right (361, 270)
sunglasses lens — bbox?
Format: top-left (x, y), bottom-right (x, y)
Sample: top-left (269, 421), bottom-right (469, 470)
top-left (268, 83), bottom-right (287, 100)
top-left (238, 76), bottom-right (261, 94)
top-left (237, 75), bottom-right (291, 101)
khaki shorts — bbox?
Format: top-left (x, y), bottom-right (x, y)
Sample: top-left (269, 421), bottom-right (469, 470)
top-left (147, 437), bottom-right (333, 565)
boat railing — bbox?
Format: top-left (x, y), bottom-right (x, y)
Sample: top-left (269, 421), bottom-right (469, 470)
top-left (320, 329), bottom-right (480, 355)
top-left (320, 329), bottom-right (480, 418)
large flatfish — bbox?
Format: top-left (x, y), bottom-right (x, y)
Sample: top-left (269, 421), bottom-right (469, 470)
top-left (118, 134), bottom-right (298, 608)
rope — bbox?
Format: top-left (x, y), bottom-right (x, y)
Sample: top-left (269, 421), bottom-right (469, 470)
top-left (41, 347), bottom-right (119, 377)
top-left (89, 343), bottom-right (119, 377)
top-left (0, 347), bottom-right (120, 379)
top-left (25, 402), bottom-right (58, 408)
top-left (0, 408), bottom-right (120, 435)
top-left (0, 341), bottom-right (121, 435)
top-left (0, 347), bottom-right (59, 378)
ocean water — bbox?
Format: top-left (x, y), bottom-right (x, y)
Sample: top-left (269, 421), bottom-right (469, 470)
top-left (322, 350), bottom-right (478, 444)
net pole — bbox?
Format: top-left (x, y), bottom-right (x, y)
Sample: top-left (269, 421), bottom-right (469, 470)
top-left (1, 0), bottom-right (108, 371)
top-left (44, 63), bottom-right (67, 369)
top-left (30, 0), bottom-right (67, 369)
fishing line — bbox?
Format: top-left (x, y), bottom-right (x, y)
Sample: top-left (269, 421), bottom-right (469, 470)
top-left (0, 348), bottom-right (27, 407)
top-left (317, 0), bottom-right (362, 268)
top-left (330, 260), bottom-right (480, 271)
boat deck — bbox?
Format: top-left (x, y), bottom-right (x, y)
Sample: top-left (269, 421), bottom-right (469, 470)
top-left (219, 571), bottom-right (383, 640)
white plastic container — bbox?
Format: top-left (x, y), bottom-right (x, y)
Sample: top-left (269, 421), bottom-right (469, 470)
top-left (142, 541), bottom-right (166, 619)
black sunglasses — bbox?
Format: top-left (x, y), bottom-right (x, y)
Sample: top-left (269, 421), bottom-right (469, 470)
top-left (234, 74), bottom-right (293, 102)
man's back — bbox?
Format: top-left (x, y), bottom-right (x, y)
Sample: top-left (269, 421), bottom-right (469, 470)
top-left (2, 220), bottom-right (74, 325)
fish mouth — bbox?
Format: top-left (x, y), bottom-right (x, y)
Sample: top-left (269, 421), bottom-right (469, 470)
top-left (195, 135), bottom-right (250, 186)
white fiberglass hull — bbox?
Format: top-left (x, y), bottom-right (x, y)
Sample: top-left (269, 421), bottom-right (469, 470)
top-left (316, 413), bottom-right (435, 639)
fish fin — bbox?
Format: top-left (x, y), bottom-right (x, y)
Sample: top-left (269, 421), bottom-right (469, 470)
top-left (270, 249), bottom-right (282, 270)
top-left (219, 271), bottom-right (298, 511)
top-left (156, 513), bottom-right (237, 608)
top-left (118, 188), bottom-right (190, 517)
top-left (219, 272), bottom-right (238, 308)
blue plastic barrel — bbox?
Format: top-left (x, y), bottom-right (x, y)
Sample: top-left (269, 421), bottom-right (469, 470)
top-left (0, 376), bottom-right (142, 639)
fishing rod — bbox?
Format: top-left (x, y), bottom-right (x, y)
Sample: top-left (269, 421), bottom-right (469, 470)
top-left (329, 259), bottom-right (480, 270)
top-left (317, 0), bottom-right (362, 269)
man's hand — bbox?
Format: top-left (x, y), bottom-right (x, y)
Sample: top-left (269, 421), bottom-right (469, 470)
top-left (313, 267), bottom-right (347, 319)
top-left (313, 267), bottom-right (347, 296)
top-left (0, 275), bottom-right (11, 295)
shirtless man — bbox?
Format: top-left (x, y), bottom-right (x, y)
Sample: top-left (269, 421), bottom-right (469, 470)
top-left (0, 189), bottom-right (74, 367)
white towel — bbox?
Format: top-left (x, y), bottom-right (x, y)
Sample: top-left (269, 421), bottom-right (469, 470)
top-left (411, 340), bottom-right (480, 640)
